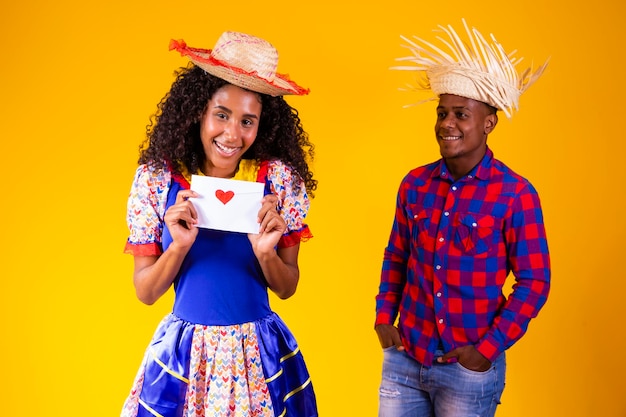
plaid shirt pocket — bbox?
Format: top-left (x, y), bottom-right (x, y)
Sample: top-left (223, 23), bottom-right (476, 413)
top-left (453, 212), bottom-right (498, 257)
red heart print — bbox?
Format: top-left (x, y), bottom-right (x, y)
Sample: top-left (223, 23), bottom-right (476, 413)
top-left (215, 189), bottom-right (234, 204)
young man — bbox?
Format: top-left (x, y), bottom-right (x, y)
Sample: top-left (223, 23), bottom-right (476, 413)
top-left (375, 21), bottom-right (551, 417)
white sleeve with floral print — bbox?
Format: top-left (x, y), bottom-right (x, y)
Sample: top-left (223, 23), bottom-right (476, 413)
top-left (125, 163), bottom-right (171, 255)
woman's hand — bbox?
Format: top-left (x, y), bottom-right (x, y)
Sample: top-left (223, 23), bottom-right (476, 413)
top-left (133, 189), bottom-right (200, 305)
top-left (248, 194), bottom-right (299, 299)
top-left (248, 194), bottom-right (286, 255)
top-left (164, 189), bottom-right (200, 250)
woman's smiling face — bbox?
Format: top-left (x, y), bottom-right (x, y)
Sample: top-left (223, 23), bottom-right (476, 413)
top-left (200, 84), bottom-right (262, 178)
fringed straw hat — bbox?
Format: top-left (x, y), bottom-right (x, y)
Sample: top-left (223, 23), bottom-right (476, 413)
top-left (169, 32), bottom-right (309, 97)
top-left (393, 19), bottom-right (548, 118)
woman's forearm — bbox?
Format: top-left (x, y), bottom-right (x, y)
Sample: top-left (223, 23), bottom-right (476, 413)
top-left (133, 242), bottom-right (190, 305)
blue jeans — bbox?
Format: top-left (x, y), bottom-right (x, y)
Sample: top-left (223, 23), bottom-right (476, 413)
top-left (378, 348), bottom-right (506, 417)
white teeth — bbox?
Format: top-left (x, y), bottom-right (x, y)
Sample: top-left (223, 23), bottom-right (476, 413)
top-left (441, 136), bottom-right (461, 141)
top-left (215, 141), bottom-right (238, 153)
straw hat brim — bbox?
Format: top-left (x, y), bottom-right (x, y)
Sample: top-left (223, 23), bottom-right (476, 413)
top-left (170, 40), bottom-right (309, 97)
top-left (392, 19), bottom-right (548, 118)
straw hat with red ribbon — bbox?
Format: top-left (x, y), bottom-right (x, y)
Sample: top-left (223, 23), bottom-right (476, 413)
top-left (170, 31), bottom-right (309, 97)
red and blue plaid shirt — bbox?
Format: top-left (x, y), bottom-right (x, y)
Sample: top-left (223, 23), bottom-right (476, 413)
top-left (375, 148), bottom-right (550, 366)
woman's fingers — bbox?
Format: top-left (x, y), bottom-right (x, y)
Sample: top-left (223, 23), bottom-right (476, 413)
top-left (166, 190), bottom-right (200, 229)
top-left (257, 194), bottom-right (279, 222)
top-left (176, 190), bottom-right (200, 204)
top-left (258, 195), bottom-right (279, 225)
top-left (259, 208), bottom-right (286, 234)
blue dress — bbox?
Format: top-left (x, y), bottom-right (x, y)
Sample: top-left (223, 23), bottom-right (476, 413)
top-left (121, 160), bottom-right (317, 417)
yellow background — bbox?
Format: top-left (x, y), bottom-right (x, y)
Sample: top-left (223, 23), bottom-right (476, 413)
top-left (1, 0), bottom-right (624, 416)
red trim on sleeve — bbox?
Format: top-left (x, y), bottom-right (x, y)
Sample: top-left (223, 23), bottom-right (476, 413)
top-left (124, 241), bottom-right (162, 256)
top-left (278, 226), bottom-right (313, 248)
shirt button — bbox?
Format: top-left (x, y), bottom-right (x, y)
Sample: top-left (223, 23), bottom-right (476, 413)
top-left (438, 318), bottom-right (444, 324)
top-left (472, 222), bottom-right (477, 227)
top-left (414, 214), bottom-right (418, 219)
top-left (452, 186), bottom-right (457, 191)
top-left (438, 237), bottom-right (444, 242)
top-left (436, 265), bottom-right (442, 270)
top-left (468, 175), bottom-right (473, 179)
top-left (444, 211), bottom-right (449, 216)
top-left (436, 292), bottom-right (442, 297)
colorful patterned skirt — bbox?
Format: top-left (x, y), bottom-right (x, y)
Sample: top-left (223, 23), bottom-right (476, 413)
top-left (121, 312), bottom-right (317, 417)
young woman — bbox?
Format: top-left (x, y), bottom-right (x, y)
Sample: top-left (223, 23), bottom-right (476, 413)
top-left (121, 31), bottom-right (318, 417)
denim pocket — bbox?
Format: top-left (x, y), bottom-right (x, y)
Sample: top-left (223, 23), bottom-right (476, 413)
top-left (454, 361), bottom-right (493, 375)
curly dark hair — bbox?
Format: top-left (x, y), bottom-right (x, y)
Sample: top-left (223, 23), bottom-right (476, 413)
top-left (138, 64), bottom-right (317, 196)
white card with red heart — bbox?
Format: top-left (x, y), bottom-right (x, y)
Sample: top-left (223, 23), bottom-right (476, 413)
top-left (189, 174), bottom-right (265, 234)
